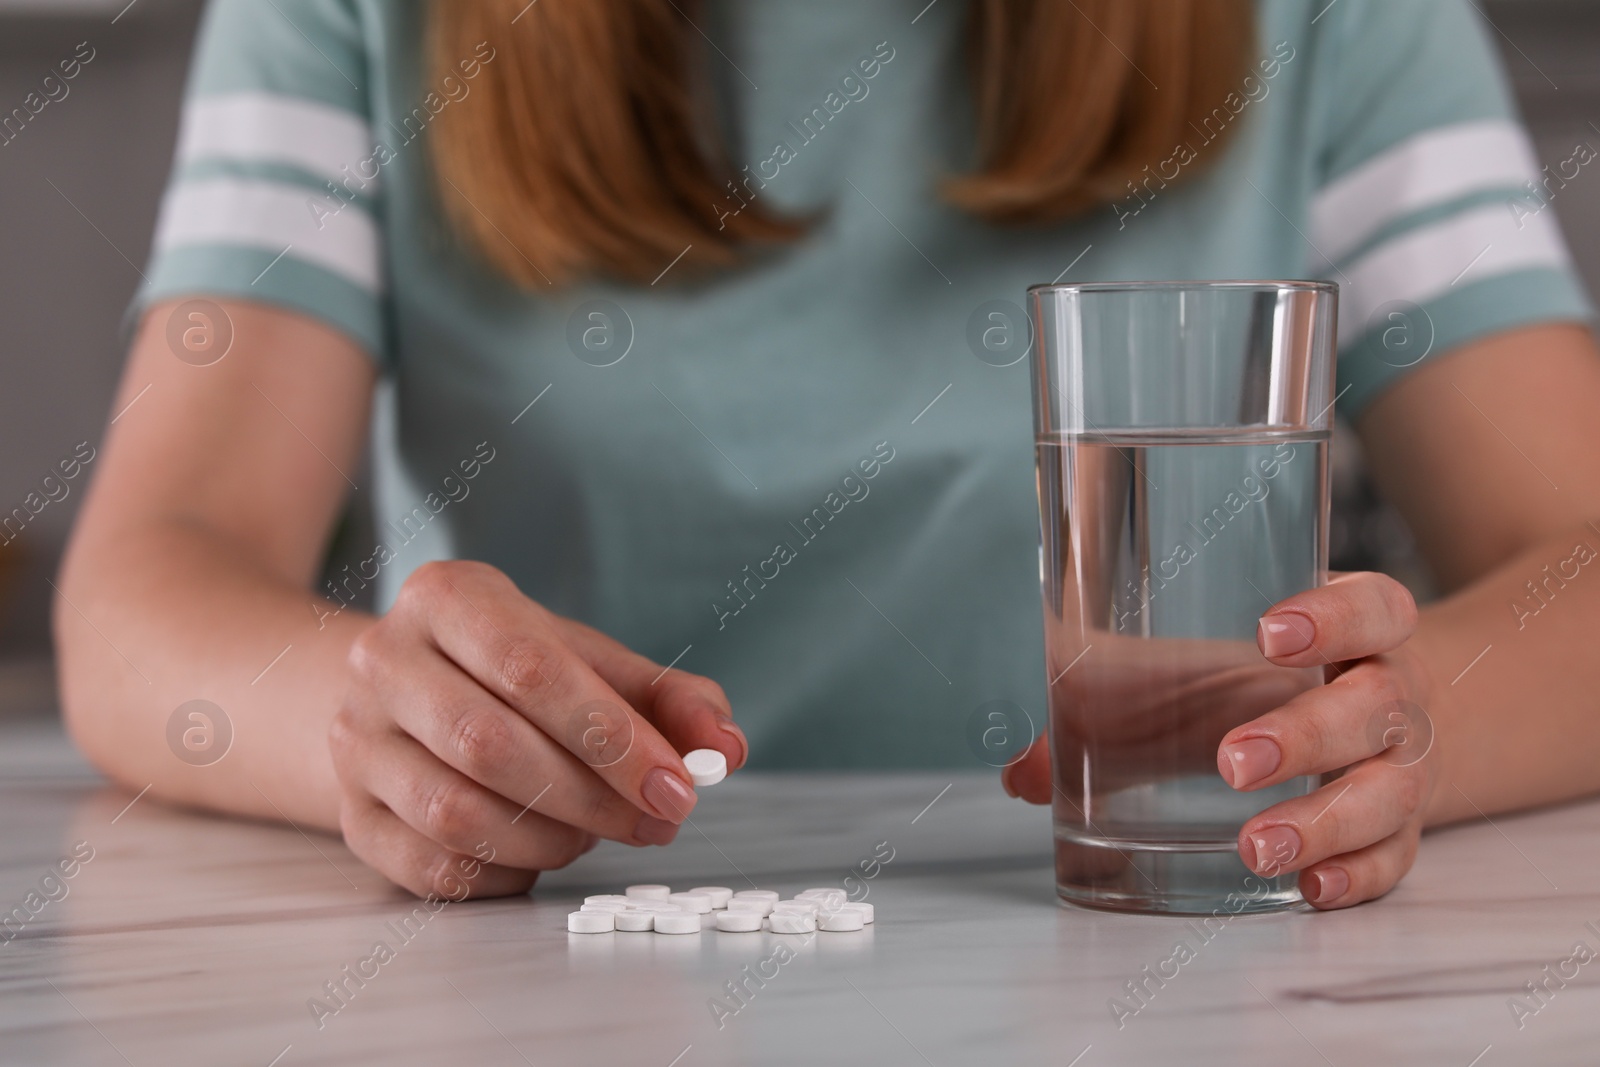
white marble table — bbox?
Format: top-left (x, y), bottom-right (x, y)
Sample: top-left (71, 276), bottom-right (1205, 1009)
top-left (2, 709), bottom-right (1595, 1066)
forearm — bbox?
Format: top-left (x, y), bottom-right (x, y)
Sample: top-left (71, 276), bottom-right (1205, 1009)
top-left (1414, 520), bottom-right (1600, 825)
top-left (56, 518), bottom-right (372, 831)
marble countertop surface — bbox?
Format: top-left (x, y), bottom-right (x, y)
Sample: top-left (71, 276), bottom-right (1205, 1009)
top-left (2, 710), bottom-right (1596, 1066)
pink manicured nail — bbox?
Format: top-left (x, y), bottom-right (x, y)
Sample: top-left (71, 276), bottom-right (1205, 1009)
top-left (1218, 737), bottom-right (1282, 788)
top-left (716, 720), bottom-right (749, 769)
top-left (1311, 867), bottom-right (1349, 903)
top-left (641, 768), bottom-right (697, 822)
top-left (1258, 611), bottom-right (1314, 658)
top-left (633, 815), bottom-right (678, 846)
top-left (1241, 825), bottom-right (1301, 874)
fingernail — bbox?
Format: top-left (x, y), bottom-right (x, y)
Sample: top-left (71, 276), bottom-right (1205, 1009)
top-left (633, 814), bottom-right (678, 847)
top-left (1258, 611), bottom-right (1314, 658)
top-left (1310, 867), bottom-right (1349, 903)
top-left (641, 767), bottom-right (697, 822)
top-left (716, 719), bottom-right (749, 769)
top-left (1217, 737), bottom-right (1282, 788)
top-left (1240, 825), bottom-right (1302, 875)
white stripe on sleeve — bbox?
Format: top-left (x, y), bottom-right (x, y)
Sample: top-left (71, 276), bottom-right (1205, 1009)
top-left (1311, 119), bottom-right (1540, 268)
top-left (152, 177), bottom-right (382, 292)
top-left (1335, 201), bottom-right (1570, 346)
top-left (176, 92), bottom-right (379, 191)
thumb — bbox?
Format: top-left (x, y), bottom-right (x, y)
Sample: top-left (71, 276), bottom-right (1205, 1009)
top-left (1001, 735), bottom-right (1052, 805)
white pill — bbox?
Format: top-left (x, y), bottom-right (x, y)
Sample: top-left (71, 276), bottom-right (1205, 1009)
top-left (726, 898), bottom-right (773, 917)
top-left (733, 889), bottom-right (779, 903)
top-left (839, 901), bottom-right (874, 924)
top-left (579, 902), bottom-right (629, 913)
top-left (629, 901), bottom-right (681, 913)
top-left (668, 892), bottom-right (713, 914)
top-left (614, 910), bottom-right (657, 932)
top-left (567, 910), bottom-right (615, 933)
top-left (689, 886), bottom-right (734, 909)
top-left (773, 900), bottom-right (819, 916)
top-left (797, 888), bottom-right (846, 906)
top-left (585, 894), bottom-right (632, 906)
top-left (682, 748), bottom-right (728, 787)
top-left (653, 911), bottom-right (701, 934)
top-left (715, 909), bottom-right (764, 932)
top-left (625, 884), bottom-right (671, 901)
top-left (768, 910), bottom-right (817, 934)
top-left (818, 909), bottom-right (865, 932)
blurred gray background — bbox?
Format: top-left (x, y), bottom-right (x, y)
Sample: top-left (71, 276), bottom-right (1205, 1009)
top-left (0, 0), bottom-right (1596, 706)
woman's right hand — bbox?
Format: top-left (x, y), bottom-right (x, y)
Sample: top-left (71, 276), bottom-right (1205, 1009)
top-left (329, 560), bottom-right (747, 899)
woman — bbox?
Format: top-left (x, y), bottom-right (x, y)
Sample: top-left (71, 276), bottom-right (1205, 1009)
top-left (57, 0), bottom-right (1600, 908)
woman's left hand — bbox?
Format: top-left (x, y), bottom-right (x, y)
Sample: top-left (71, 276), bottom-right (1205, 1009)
top-left (1003, 571), bottom-right (1439, 910)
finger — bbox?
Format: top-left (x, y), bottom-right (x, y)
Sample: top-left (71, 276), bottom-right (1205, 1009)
top-left (560, 619), bottom-right (747, 769)
top-left (1217, 659), bottom-right (1418, 790)
top-left (1235, 758), bottom-right (1426, 877)
top-left (395, 562), bottom-right (700, 823)
top-left (345, 646), bottom-right (679, 847)
top-left (1298, 825), bottom-right (1420, 910)
top-left (1002, 734), bottom-right (1052, 805)
top-left (1256, 571), bottom-right (1417, 667)
top-left (340, 796), bottom-right (538, 900)
top-left (353, 726), bottom-right (634, 870)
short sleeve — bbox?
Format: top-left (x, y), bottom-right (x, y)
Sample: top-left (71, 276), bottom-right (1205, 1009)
top-left (133, 0), bottom-right (387, 362)
top-left (1308, 0), bottom-right (1592, 417)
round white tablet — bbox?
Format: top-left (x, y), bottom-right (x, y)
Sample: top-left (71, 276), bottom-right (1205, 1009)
top-left (773, 900), bottom-right (819, 916)
top-left (733, 889), bottom-right (779, 903)
top-left (668, 892), bottom-right (713, 914)
top-left (768, 910), bottom-right (817, 934)
top-left (625, 884), bottom-right (671, 900)
top-left (797, 888), bottom-right (846, 906)
top-left (614, 910), bottom-right (657, 932)
top-left (629, 900), bottom-right (680, 913)
top-left (585, 894), bottom-right (632, 906)
top-left (579, 902), bottom-right (629, 914)
top-left (715, 909), bottom-right (764, 932)
top-left (839, 901), bottom-right (874, 924)
top-left (653, 911), bottom-right (701, 934)
top-left (818, 909), bottom-right (865, 932)
top-left (682, 748), bottom-right (728, 787)
top-left (689, 886), bottom-right (734, 909)
top-left (568, 910), bottom-right (615, 933)
top-left (726, 897), bottom-right (773, 917)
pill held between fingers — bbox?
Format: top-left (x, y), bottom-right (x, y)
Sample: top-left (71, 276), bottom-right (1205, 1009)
top-left (653, 911), bottom-right (701, 934)
top-left (568, 911), bottom-right (615, 933)
top-left (614, 910), bottom-right (657, 932)
top-left (768, 910), bottom-right (817, 934)
top-left (625, 884), bottom-right (671, 901)
top-left (818, 909), bottom-right (865, 932)
top-left (715, 909), bottom-right (764, 932)
top-left (689, 886), bottom-right (734, 909)
top-left (668, 892), bottom-right (713, 914)
top-left (682, 748), bottom-right (728, 787)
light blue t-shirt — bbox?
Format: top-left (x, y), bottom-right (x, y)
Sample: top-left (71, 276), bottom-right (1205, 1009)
top-left (136, 0), bottom-right (1590, 768)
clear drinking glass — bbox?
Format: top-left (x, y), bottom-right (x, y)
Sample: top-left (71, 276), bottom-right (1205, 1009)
top-left (1027, 280), bottom-right (1338, 915)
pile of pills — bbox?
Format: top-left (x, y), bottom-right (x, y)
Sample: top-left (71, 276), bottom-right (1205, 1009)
top-left (567, 884), bottom-right (874, 935)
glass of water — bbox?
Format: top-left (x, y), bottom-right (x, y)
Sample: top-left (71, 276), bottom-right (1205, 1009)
top-left (1027, 280), bottom-right (1338, 914)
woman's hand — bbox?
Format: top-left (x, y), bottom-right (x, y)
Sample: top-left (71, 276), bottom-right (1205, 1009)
top-left (329, 560), bottom-right (747, 899)
top-left (1003, 571), bottom-right (1437, 910)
